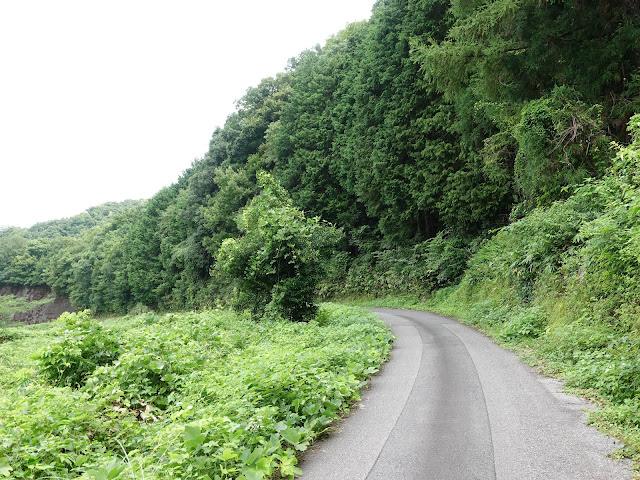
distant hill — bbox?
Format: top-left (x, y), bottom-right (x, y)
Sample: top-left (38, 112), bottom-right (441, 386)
top-left (0, 199), bottom-right (145, 240)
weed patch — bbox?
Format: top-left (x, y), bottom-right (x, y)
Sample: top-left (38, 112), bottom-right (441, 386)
top-left (0, 304), bottom-right (391, 479)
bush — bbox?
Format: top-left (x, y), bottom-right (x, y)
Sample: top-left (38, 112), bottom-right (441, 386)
top-left (38, 311), bottom-right (121, 388)
top-left (84, 317), bottom-right (205, 412)
top-left (498, 307), bottom-right (548, 340)
top-left (216, 172), bottom-right (342, 321)
top-left (464, 183), bottom-right (608, 301)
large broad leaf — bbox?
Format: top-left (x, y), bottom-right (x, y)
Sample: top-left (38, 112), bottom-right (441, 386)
top-left (0, 458), bottom-right (12, 478)
top-left (86, 460), bottom-right (126, 480)
top-left (215, 447), bottom-right (238, 462)
top-left (280, 428), bottom-right (301, 445)
top-left (184, 425), bottom-right (207, 450)
top-left (240, 466), bottom-right (265, 480)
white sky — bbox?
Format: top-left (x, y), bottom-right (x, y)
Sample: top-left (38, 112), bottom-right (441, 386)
top-left (0, 0), bottom-right (375, 229)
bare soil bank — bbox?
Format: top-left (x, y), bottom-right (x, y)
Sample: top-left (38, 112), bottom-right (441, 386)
top-left (0, 285), bottom-right (77, 324)
top-left (0, 285), bottom-right (52, 301)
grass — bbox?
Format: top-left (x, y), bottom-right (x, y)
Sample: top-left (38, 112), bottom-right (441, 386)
top-left (332, 293), bottom-right (432, 310)
top-left (0, 303), bottom-right (392, 479)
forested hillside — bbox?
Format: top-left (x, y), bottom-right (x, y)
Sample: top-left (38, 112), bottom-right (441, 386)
top-left (0, 200), bottom-right (144, 240)
top-left (1, 0), bottom-right (638, 314)
top-left (0, 200), bottom-right (144, 289)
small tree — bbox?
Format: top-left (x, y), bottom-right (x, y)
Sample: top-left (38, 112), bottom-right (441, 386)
top-left (216, 172), bottom-right (342, 321)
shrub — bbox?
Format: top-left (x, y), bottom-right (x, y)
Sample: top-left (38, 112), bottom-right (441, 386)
top-left (216, 172), bottom-right (342, 321)
top-left (38, 311), bottom-right (121, 388)
top-left (498, 307), bottom-right (548, 340)
top-left (84, 319), bottom-right (205, 411)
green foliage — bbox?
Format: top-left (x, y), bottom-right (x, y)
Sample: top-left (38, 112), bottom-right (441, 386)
top-left (0, 235), bottom-right (49, 286)
top-left (327, 231), bottom-right (473, 298)
top-left (513, 87), bottom-right (612, 209)
top-left (412, 0), bottom-right (640, 220)
top-left (1, 0), bottom-right (638, 324)
top-left (84, 317), bottom-right (207, 411)
top-left (269, 31), bottom-right (374, 237)
top-left (0, 200), bottom-right (144, 240)
top-left (24, 200), bottom-right (145, 239)
top-left (423, 116), bottom-right (640, 470)
top-left (38, 311), bottom-right (121, 388)
top-left (124, 186), bottom-right (179, 311)
top-left (466, 206), bottom-right (579, 301)
top-left (2, 2), bottom-right (640, 469)
top-left (415, 0), bottom-right (640, 103)
top-left (497, 306), bottom-right (547, 340)
top-left (217, 173), bottom-right (342, 321)
top-left (0, 305), bottom-right (391, 479)
top-left (202, 165), bottom-right (256, 256)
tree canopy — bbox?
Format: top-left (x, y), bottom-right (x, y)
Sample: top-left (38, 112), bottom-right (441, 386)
top-left (1, 0), bottom-right (638, 314)
top-left (216, 172), bottom-right (342, 321)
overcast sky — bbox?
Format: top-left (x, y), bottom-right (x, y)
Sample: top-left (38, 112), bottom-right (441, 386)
top-left (0, 0), bottom-right (375, 229)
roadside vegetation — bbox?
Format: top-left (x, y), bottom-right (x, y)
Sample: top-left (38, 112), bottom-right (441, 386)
top-left (1, 0), bottom-right (639, 476)
top-left (0, 305), bottom-right (391, 479)
top-left (349, 116), bottom-right (640, 472)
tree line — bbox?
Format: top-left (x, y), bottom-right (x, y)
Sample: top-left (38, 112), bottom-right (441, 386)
top-left (1, 0), bottom-right (638, 315)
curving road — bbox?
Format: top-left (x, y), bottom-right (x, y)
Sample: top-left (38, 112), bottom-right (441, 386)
top-left (298, 309), bottom-right (632, 480)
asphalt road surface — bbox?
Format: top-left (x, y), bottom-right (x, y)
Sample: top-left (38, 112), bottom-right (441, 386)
top-left (298, 309), bottom-right (632, 480)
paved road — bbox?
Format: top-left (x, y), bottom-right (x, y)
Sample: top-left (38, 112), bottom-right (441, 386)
top-left (298, 309), bottom-right (632, 479)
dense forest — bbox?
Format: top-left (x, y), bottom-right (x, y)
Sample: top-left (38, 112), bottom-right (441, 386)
top-left (1, 0), bottom-right (639, 315)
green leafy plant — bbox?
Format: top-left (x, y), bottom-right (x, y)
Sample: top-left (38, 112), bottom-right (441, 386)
top-left (1, 305), bottom-right (391, 479)
top-left (498, 307), bottom-right (547, 340)
top-left (84, 319), bottom-right (205, 411)
top-left (216, 172), bottom-right (343, 321)
top-left (37, 311), bottom-right (121, 388)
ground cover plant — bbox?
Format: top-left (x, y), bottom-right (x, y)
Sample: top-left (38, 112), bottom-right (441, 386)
top-left (0, 304), bottom-right (392, 479)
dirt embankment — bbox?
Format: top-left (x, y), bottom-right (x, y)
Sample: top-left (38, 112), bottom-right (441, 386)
top-left (11, 296), bottom-right (77, 325)
top-left (0, 285), bottom-right (77, 324)
top-left (0, 285), bottom-right (52, 301)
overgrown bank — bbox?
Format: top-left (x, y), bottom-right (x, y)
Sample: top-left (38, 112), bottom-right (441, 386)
top-left (351, 116), bottom-right (640, 474)
top-left (0, 304), bottom-right (391, 479)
